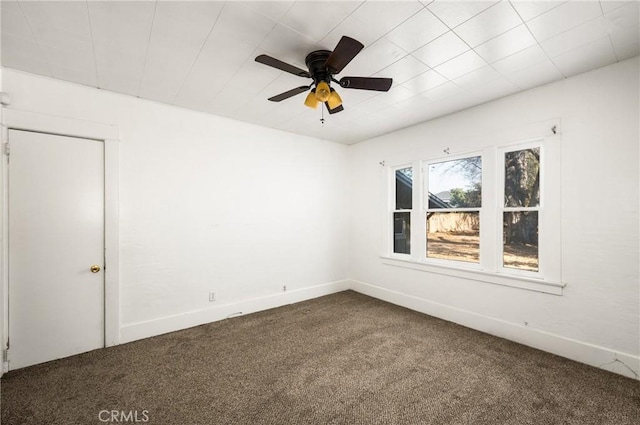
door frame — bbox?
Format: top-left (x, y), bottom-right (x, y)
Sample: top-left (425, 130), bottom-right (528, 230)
top-left (1, 108), bottom-right (120, 372)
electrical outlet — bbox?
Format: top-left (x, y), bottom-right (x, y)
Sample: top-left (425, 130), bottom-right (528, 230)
top-left (282, 285), bottom-right (287, 292)
top-left (209, 292), bottom-right (216, 302)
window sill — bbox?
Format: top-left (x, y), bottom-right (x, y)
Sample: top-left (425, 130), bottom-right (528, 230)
top-left (380, 256), bottom-right (565, 295)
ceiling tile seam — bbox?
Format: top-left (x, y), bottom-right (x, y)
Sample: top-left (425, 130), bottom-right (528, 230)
top-left (597, 1), bottom-right (606, 16)
top-left (357, 3), bottom-right (428, 58)
top-left (14, 0), bottom-right (53, 77)
top-left (205, 54), bottom-right (268, 113)
top-left (507, 1), bottom-right (567, 79)
top-left (507, 0), bottom-right (565, 22)
top-left (429, 0), bottom-right (500, 32)
top-left (315, 1), bottom-right (427, 70)
top-left (451, 2), bottom-right (527, 52)
top-left (169, 2), bottom-right (226, 105)
top-left (314, 0), bottom-right (367, 43)
top-left (135, 0), bottom-right (159, 98)
top-left (606, 34), bottom-right (621, 63)
top-left (219, 6), bottom-right (301, 118)
top-left (84, 0), bottom-right (102, 89)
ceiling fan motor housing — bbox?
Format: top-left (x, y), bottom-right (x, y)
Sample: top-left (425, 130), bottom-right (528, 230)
top-left (305, 50), bottom-right (333, 85)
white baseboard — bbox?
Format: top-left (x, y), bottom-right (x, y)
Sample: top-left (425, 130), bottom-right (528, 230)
top-left (349, 279), bottom-right (640, 380)
top-left (119, 280), bottom-right (350, 344)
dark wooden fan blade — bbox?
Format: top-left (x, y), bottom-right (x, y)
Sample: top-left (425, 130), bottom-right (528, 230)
top-left (268, 86), bottom-right (310, 102)
top-left (255, 54), bottom-right (311, 78)
top-left (325, 36), bottom-right (364, 74)
top-left (339, 77), bottom-right (393, 91)
top-left (325, 102), bottom-right (344, 114)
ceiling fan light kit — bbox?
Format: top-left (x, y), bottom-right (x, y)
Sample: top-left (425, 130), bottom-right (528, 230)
top-left (255, 36), bottom-right (393, 120)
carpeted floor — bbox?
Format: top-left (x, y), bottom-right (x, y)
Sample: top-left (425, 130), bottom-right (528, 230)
top-left (1, 291), bottom-right (639, 424)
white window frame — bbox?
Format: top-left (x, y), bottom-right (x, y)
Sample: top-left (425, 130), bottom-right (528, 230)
top-left (497, 141), bottom-right (543, 278)
top-left (423, 152), bottom-right (484, 270)
top-left (381, 129), bottom-right (563, 295)
top-left (389, 163), bottom-right (415, 259)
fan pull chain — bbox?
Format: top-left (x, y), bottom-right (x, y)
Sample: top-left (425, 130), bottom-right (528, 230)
top-left (320, 106), bottom-right (325, 126)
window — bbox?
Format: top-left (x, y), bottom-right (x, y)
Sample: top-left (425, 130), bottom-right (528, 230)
top-left (502, 148), bottom-right (540, 273)
top-left (425, 156), bottom-right (482, 264)
top-left (382, 130), bottom-right (562, 293)
top-left (393, 167), bottom-right (412, 255)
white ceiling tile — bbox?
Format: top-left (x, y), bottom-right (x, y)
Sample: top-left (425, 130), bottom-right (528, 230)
top-left (427, 0), bottom-right (499, 28)
top-left (88, 1), bottom-right (156, 93)
top-left (610, 24), bottom-right (640, 61)
top-left (259, 24), bottom-right (322, 67)
top-left (540, 17), bottom-right (610, 58)
top-left (604, 1), bottom-right (639, 30)
top-left (50, 63), bottom-right (98, 87)
top-left (98, 70), bottom-right (143, 97)
top-left (19, 0), bottom-right (91, 39)
top-left (1, 33), bottom-right (50, 76)
top-left (212, 2), bottom-right (277, 48)
top-left (421, 81), bottom-right (462, 101)
top-left (492, 44), bottom-right (548, 74)
top-left (87, 1), bottom-right (156, 40)
top-left (174, 33), bottom-right (258, 107)
top-left (355, 95), bottom-right (393, 114)
top-left (40, 44), bottom-right (94, 71)
top-left (350, 0), bottom-right (424, 36)
top-left (139, 1), bottom-right (223, 103)
top-left (452, 65), bottom-right (502, 89)
top-left (600, 1), bottom-right (634, 13)
top-left (280, 1), bottom-right (362, 42)
top-left (343, 38), bottom-right (408, 77)
top-left (30, 26), bottom-right (93, 52)
top-left (386, 9), bottom-right (449, 52)
top-left (509, 1), bottom-right (565, 21)
top-left (374, 55), bottom-right (429, 84)
top-left (464, 76), bottom-right (520, 103)
top-left (526, 1), bottom-right (603, 41)
top-left (412, 31), bottom-right (470, 67)
top-left (381, 85), bottom-right (416, 104)
top-left (1, 1), bottom-right (33, 39)
top-left (551, 36), bottom-right (617, 77)
top-left (454, 1), bottom-right (523, 47)
top-left (474, 24), bottom-right (537, 63)
top-left (402, 69), bottom-right (448, 93)
top-left (320, 15), bottom-right (388, 49)
top-left (245, 1), bottom-right (294, 21)
top-left (434, 50), bottom-right (487, 80)
top-left (503, 59), bottom-right (563, 89)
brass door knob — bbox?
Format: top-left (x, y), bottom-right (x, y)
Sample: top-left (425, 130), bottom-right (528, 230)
top-left (90, 265), bottom-right (101, 273)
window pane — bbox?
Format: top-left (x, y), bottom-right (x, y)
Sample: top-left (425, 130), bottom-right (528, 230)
top-left (395, 167), bottom-right (412, 210)
top-left (393, 212), bottom-right (411, 254)
top-left (503, 211), bottom-right (538, 271)
top-left (426, 212), bottom-right (479, 263)
top-left (428, 156), bottom-right (481, 209)
top-left (505, 148), bottom-right (540, 207)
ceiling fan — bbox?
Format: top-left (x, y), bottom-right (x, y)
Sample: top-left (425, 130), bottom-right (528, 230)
top-left (255, 36), bottom-right (393, 114)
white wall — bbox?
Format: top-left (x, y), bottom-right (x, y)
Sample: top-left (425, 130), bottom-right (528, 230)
top-left (348, 57), bottom-right (639, 378)
top-left (1, 69), bottom-right (350, 341)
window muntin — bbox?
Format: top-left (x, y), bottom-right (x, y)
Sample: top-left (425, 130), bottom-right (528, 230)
top-left (502, 147), bottom-right (540, 272)
top-left (425, 156), bottom-right (482, 264)
top-left (393, 167), bottom-right (412, 255)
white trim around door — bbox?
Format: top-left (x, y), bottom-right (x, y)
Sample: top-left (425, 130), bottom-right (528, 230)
top-left (1, 108), bottom-right (120, 372)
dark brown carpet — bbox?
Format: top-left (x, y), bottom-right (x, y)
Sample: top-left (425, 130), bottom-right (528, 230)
top-left (1, 291), bottom-right (638, 424)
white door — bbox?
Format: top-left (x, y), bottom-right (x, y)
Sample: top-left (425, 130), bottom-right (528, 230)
top-left (8, 129), bottom-right (105, 369)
